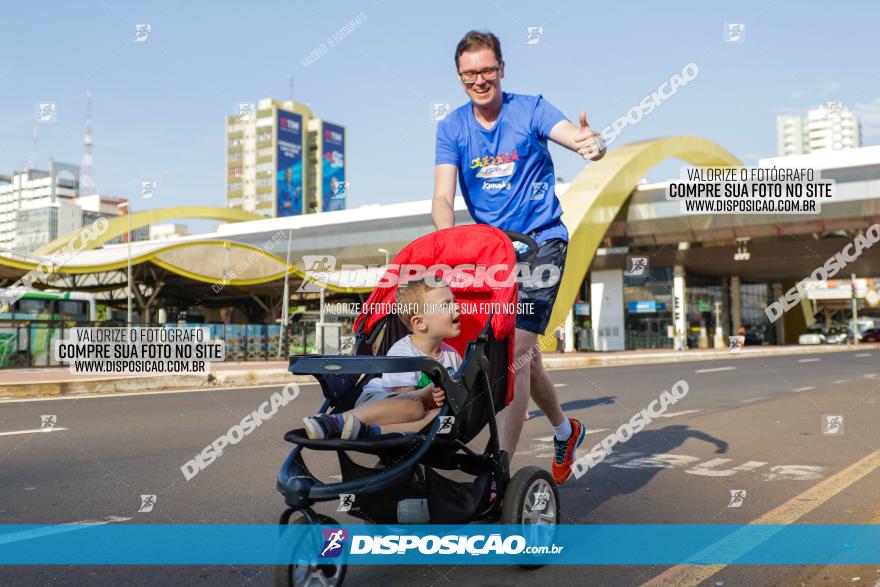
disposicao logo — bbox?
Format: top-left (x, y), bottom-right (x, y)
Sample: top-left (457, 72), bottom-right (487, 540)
top-left (320, 528), bottom-right (348, 558)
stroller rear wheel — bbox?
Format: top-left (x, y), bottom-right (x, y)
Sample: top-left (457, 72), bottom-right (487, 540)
top-left (501, 466), bottom-right (559, 569)
top-left (273, 513), bottom-right (347, 587)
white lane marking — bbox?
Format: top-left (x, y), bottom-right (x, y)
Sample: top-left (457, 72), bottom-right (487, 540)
top-left (685, 459), bottom-right (768, 477)
top-left (613, 454), bottom-right (701, 469)
top-left (833, 379), bottom-right (850, 384)
top-left (604, 453), bottom-right (824, 481)
top-left (694, 367), bottom-right (736, 373)
top-left (798, 358), bottom-right (821, 363)
top-left (0, 516), bottom-right (130, 545)
top-left (601, 451), bottom-right (825, 480)
top-left (740, 397), bottom-right (767, 404)
top-left (554, 383), bottom-right (567, 387)
top-left (855, 353), bottom-right (872, 358)
top-left (794, 386), bottom-right (816, 392)
top-left (0, 427), bottom-right (68, 437)
top-left (761, 465), bottom-right (824, 481)
top-left (657, 409), bottom-right (702, 418)
top-left (0, 381), bottom-right (319, 403)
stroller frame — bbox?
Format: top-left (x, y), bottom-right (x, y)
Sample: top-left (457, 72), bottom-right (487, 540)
top-left (273, 227), bottom-right (560, 586)
top-left (276, 310), bottom-right (510, 525)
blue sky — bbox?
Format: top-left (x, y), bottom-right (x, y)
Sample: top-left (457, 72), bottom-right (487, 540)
top-left (1, 0), bottom-right (878, 227)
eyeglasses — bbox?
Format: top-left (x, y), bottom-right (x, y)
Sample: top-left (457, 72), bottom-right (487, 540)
top-left (458, 64), bottom-right (501, 85)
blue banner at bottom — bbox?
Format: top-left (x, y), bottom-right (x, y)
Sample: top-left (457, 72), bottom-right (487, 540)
top-left (1, 524), bottom-right (879, 565)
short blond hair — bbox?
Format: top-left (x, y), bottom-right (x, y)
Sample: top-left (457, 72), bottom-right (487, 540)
top-left (394, 275), bottom-right (447, 331)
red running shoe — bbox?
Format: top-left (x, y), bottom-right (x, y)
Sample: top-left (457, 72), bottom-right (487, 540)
top-left (551, 418), bottom-right (585, 484)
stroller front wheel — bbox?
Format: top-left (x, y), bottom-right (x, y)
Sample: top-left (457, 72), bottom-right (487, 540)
top-left (274, 513), bottom-right (348, 587)
top-left (501, 467), bottom-right (559, 569)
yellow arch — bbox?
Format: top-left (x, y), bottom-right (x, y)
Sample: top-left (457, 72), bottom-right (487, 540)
top-left (34, 206), bottom-right (263, 256)
top-left (6, 239), bottom-right (373, 294)
top-left (541, 135), bottom-right (742, 350)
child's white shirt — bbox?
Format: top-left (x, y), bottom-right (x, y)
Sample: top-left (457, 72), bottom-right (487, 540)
top-left (364, 335), bottom-right (462, 393)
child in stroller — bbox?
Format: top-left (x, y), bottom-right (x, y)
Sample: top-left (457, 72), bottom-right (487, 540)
top-left (275, 225), bottom-right (560, 587)
top-left (302, 276), bottom-right (462, 440)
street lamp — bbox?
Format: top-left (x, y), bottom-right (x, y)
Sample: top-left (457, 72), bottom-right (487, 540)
top-left (377, 248), bottom-right (389, 266)
top-left (127, 201), bottom-right (132, 326)
top-left (277, 227), bottom-right (294, 360)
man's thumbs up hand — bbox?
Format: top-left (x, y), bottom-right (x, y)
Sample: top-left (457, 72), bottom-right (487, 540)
top-left (575, 110), bottom-right (606, 161)
top-left (579, 111), bottom-right (590, 129)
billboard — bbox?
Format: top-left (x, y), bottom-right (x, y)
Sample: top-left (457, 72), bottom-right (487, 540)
top-left (277, 110), bottom-right (303, 216)
top-left (321, 122), bottom-right (346, 211)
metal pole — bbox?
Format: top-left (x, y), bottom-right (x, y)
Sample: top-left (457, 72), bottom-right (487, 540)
top-left (127, 203), bottom-right (132, 326)
top-left (319, 289), bottom-right (325, 354)
top-left (851, 273), bottom-right (859, 345)
top-left (277, 228), bottom-right (293, 360)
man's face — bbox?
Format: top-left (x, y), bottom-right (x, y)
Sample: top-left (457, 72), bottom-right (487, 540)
top-left (412, 285), bottom-right (461, 339)
top-left (457, 48), bottom-right (503, 107)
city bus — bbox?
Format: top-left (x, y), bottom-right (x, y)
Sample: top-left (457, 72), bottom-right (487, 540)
top-left (0, 289), bottom-right (97, 322)
top-left (0, 289), bottom-right (98, 367)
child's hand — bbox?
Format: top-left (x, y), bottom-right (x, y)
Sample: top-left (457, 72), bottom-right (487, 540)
top-left (432, 386), bottom-right (445, 408)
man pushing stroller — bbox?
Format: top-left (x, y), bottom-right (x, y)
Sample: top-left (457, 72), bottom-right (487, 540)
top-left (432, 30), bottom-right (606, 483)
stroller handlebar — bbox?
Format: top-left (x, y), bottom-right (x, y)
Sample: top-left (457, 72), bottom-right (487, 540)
top-left (289, 354), bottom-right (470, 415)
top-left (503, 230), bottom-right (539, 267)
top-left (289, 355), bottom-right (450, 378)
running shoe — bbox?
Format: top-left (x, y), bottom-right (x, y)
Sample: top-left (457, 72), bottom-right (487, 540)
top-left (551, 418), bottom-right (586, 484)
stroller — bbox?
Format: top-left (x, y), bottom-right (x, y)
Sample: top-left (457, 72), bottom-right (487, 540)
top-left (275, 225), bottom-right (561, 586)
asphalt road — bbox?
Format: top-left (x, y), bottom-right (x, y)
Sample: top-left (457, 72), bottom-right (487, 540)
top-left (1, 349), bottom-right (879, 586)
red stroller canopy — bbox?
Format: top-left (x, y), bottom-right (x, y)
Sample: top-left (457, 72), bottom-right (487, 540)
top-left (353, 224), bottom-right (518, 359)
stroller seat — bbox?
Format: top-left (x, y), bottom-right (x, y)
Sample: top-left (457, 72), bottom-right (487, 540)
top-left (277, 225), bottom-right (526, 525)
top-left (283, 428), bottom-right (425, 455)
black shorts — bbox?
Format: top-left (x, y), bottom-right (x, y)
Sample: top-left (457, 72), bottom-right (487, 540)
top-left (515, 238), bottom-right (568, 334)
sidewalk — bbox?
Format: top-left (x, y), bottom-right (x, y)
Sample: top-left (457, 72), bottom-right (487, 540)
top-left (1, 343), bottom-right (875, 399)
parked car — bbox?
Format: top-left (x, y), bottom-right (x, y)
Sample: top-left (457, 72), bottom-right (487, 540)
top-left (799, 325), bottom-right (826, 345)
top-left (860, 328), bottom-right (880, 343)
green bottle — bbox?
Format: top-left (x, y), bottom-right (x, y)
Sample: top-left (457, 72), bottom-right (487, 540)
top-left (416, 372), bottom-right (432, 389)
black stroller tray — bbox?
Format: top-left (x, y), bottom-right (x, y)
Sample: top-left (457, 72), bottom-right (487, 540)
top-left (284, 428), bottom-right (425, 455)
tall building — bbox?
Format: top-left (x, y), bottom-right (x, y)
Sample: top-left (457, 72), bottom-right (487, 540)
top-left (14, 200), bottom-right (83, 253)
top-left (225, 98), bottom-right (346, 218)
top-left (149, 223), bottom-right (189, 240)
top-left (777, 104), bottom-right (861, 156)
top-left (0, 161), bottom-right (80, 251)
top-left (76, 194), bottom-right (126, 217)
top-left (11, 193), bottom-right (144, 253)
top-left (77, 194), bottom-right (135, 246)
top-left (776, 115), bottom-right (807, 156)
top-left (115, 201), bottom-right (150, 244)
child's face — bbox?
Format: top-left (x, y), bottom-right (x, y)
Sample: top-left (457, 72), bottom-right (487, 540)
top-left (412, 285), bottom-right (461, 339)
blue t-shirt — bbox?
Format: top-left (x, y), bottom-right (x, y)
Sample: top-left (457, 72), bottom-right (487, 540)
top-left (435, 92), bottom-right (569, 243)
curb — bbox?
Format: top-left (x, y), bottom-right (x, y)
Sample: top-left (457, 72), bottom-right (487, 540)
top-left (0, 370), bottom-right (315, 399)
top-left (541, 343), bottom-right (878, 369)
top-left (1, 343), bottom-right (876, 400)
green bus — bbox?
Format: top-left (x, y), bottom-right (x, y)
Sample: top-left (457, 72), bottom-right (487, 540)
top-left (0, 289), bottom-right (97, 367)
